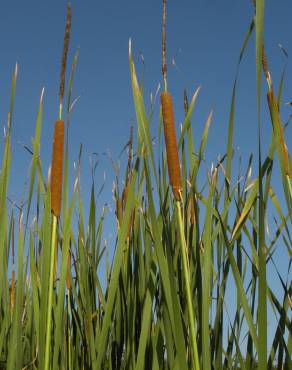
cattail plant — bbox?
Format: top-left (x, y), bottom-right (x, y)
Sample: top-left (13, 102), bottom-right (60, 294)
top-left (160, 1), bottom-right (199, 368)
top-left (44, 4), bottom-right (71, 370)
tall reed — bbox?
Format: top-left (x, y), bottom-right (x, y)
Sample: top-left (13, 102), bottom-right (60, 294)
top-left (160, 1), bottom-right (200, 368)
top-left (44, 4), bottom-right (71, 370)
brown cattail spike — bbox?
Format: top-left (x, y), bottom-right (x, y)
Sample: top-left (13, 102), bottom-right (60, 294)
top-left (51, 120), bottom-right (65, 217)
top-left (161, 91), bottom-right (182, 200)
top-left (59, 3), bottom-right (72, 104)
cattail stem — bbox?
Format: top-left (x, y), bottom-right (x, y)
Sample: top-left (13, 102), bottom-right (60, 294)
top-left (44, 215), bottom-right (58, 370)
top-left (161, 91), bottom-right (182, 200)
top-left (176, 202), bottom-right (200, 370)
top-left (44, 5), bottom-right (71, 369)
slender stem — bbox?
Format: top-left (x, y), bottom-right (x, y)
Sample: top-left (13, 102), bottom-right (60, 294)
top-left (44, 215), bottom-right (58, 370)
top-left (176, 201), bottom-right (200, 369)
top-left (67, 291), bottom-right (72, 370)
top-left (162, 0), bottom-right (168, 92)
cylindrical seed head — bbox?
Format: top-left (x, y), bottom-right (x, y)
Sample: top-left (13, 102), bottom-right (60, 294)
top-left (51, 119), bottom-right (65, 217)
top-left (161, 91), bottom-right (182, 200)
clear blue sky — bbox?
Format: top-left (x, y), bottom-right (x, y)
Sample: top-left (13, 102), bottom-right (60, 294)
top-left (0, 0), bottom-right (291, 345)
top-left (0, 1), bottom-right (291, 167)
